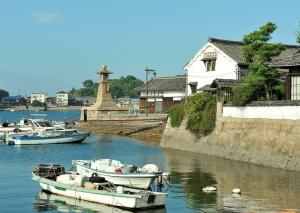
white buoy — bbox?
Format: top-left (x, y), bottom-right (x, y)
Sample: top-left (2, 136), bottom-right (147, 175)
top-left (202, 186), bottom-right (217, 192)
top-left (232, 188), bottom-right (241, 194)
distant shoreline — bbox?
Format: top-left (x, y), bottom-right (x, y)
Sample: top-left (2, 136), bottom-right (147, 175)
top-left (0, 106), bottom-right (82, 112)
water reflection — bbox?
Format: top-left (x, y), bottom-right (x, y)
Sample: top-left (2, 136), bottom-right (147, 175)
top-left (164, 149), bottom-right (300, 212)
top-left (34, 191), bottom-right (167, 213)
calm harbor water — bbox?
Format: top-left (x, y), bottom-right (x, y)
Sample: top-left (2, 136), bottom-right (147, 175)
top-left (0, 111), bottom-right (299, 212)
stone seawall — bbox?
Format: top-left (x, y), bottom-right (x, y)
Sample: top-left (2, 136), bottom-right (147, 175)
top-left (160, 117), bottom-right (300, 171)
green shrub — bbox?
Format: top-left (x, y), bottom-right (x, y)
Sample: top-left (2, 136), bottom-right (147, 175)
top-left (31, 100), bottom-right (43, 107)
top-left (169, 104), bottom-right (186, 127)
top-left (185, 92), bottom-right (216, 134)
top-left (232, 83), bottom-right (255, 106)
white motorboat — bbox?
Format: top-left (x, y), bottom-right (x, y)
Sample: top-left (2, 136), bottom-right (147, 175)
top-left (72, 159), bottom-right (163, 189)
top-left (36, 191), bottom-right (138, 213)
top-left (0, 121), bottom-right (32, 138)
top-left (7, 130), bottom-right (90, 145)
top-left (1, 118), bottom-right (69, 141)
top-left (32, 164), bottom-right (167, 210)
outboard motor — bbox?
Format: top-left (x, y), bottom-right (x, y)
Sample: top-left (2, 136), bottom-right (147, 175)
top-left (141, 164), bottom-right (159, 174)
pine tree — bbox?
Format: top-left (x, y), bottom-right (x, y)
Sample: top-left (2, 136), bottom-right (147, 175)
top-left (242, 22), bottom-right (285, 100)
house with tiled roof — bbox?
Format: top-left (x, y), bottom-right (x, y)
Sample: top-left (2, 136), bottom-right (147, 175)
top-left (31, 93), bottom-right (47, 104)
top-left (184, 38), bottom-right (249, 95)
top-left (56, 91), bottom-right (68, 107)
top-left (184, 37), bottom-right (300, 99)
top-left (136, 76), bottom-right (186, 113)
top-left (269, 50), bottom-right (300, 100)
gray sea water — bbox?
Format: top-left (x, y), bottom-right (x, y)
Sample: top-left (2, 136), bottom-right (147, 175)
top-left (0, 111), bottom-right (299, 213)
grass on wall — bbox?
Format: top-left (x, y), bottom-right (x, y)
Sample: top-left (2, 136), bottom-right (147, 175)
top-left (169, 92), bottom-right (216, 135)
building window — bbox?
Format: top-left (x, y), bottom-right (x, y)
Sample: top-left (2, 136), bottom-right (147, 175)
top-left (204, 60), bottom-right (216, 71)
top-left (291, 76), bottom-right (300, 100)
top-left (188, 82), bottom-right (198, 94)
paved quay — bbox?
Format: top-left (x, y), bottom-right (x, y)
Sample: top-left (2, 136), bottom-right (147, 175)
top-left (78, 115), bottom-right (167, 140)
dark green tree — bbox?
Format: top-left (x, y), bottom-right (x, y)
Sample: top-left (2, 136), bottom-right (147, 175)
top-left (69, 75), bottom-right (143, 98)
top-left (0, 89), bottom-right (9, 101)
top-left (296, 22), bottom-right (300, 43)
top-left (31, 100), bottom-right (43, 107)
top-left (242, 22), bottom-right (285, 100)
top-left (82, 80), bottom-right (94, 88)
top-left (232, 22), bottom-right (285, 106)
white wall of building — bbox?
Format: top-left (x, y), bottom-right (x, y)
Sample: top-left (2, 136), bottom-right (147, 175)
top-left (223, 106), bottom-right (300, 120)
top-left (163, 91), bottom-right (185, 98)
top-left (31, 93), bottom-right (47, 103)
top-left (140, 91), bottom-right (185, 98)
top-left (184, 42), bottom-right (238, 95)
top-left (56, 93), bottom-right (68, 107)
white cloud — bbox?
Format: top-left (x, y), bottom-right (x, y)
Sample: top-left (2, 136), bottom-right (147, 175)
top-left (32, 12), bottom-right (60, 24)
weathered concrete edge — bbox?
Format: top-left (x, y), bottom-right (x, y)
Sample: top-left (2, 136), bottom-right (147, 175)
top-left (160, 118), bottom-right (300, 172)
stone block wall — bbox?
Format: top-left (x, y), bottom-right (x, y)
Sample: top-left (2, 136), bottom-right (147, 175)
top-left (160, 117), bottom-right (300, 171)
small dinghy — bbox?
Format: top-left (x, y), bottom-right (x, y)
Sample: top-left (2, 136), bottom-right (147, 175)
top-left (72, 159), bottom-right (165, 189)
top-left (7, 130), bottom-right (90, 145)
top-left (36, 191), bottom-right (136, 213)
top-left (32, 164), bottom-right (167, 210)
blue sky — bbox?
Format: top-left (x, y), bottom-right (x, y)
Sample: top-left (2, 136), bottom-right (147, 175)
top-left (0, 0), bottom-right (300, 96)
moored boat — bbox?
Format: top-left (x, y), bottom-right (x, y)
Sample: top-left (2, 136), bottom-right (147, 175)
top-left (36, 191), bottom-right (139, 213)
top-left (72, 159), bottom-right (164, 189)
top-left (7, 130), bottom-right (90, 145)
top-left (1, 118), bottom-right (77, 142)
top-left (32, 164), bottom-right (167, 210)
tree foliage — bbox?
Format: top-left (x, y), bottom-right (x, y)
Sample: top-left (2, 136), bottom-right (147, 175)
top-left (169, 104), bottom-right (185, 127)
top-left (185, 92), bottom-right (216, 134)
top-left (296, 22), bottom-right (300, 44)
top-left (69, 75), bottom-right (143, 99)
top-left (232, 84), bottom-right (255, 106)
top-left (110, 75), bottom-right (144, 98)
top-left (232, 22), bottom-right (285, 105)
top-left (31, 100), bottom-right (43, 107)
top-left (82, 79), bottom-right (94, 88)
top-left (0, 89), bottom-right (9, 101)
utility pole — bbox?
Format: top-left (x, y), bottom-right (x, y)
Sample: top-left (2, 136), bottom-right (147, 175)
top-left (144, 67), bottom-right (156, 117)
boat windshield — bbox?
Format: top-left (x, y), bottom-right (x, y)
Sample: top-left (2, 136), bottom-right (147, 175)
top-left (34, 121), bottom-right (53, 127)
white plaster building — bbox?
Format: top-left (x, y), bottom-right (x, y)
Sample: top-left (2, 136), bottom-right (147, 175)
top-left (56, 91), bottom-right (68, 107)
top-left (31, 93), bottom-right (47, 103)
top-left (184, 38), bottom-right (248, 95)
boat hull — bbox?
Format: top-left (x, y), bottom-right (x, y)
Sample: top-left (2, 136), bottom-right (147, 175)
top-left (10, 132), bottom-right (90, 145)
top-left (37, 191), bottom-right (136, 213)
top-left (74, 161), bottom-right (158, 189)
top-left (32, 174), bottom-right (167, 209)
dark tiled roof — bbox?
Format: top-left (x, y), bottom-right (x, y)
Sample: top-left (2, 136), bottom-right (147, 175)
top-left (3, 95), bottom-right (24, 100)
top-left (136, 76), bottom-right (186, 92)
top-left (207, 38), bottom-right (300, 67)
top-left (269, 51), bottom-right (300, 67)
top-left (197, 84), bottom-right (216, 92)
top-left (210, 78), bottom-right (244, 88)
top-left (208, 38), bottom-right (247, 65)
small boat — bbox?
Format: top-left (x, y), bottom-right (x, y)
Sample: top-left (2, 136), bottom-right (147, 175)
top-left (36, 191), bottom-right (138, 213)
top-left (72, 159), bottom-right (164, 189)
top-left (32, 164), bottom-right (167, 210)
top-left (1, 118), bottom-right (74, 141)
top-left (7, 130), bottom-right (90, 145)
top-left (0, 121), bottom-right (33, 138)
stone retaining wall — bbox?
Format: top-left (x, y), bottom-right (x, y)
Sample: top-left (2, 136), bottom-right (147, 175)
top-left (160, 117), bottom-right (300, 171)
